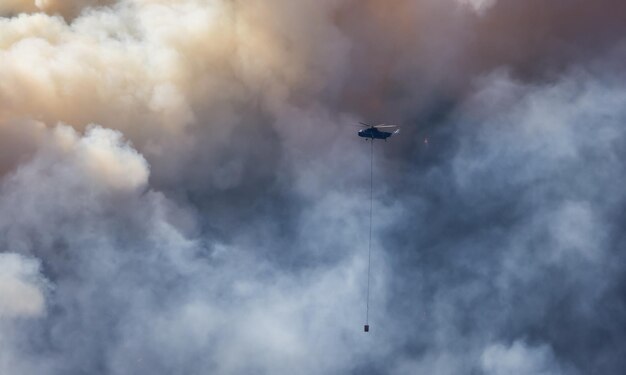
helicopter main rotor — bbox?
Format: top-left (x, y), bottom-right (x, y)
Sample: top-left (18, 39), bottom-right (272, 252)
top-left (358, 122), bottom-right (399, 129)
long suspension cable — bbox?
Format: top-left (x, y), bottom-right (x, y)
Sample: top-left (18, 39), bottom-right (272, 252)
top-left (366, 138), bottom-right (374, 328)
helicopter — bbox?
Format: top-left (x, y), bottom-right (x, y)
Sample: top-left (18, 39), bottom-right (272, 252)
top-left (357, 122), bottom-right (400, 141)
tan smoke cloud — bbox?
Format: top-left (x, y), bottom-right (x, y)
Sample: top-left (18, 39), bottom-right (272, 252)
top-left (0, 0), bottom-right (338, 154)
top-left (0, 0), bottom-right (361, 191)
top-left (1, 0), bottom-right (624, 151)
top-left (56, 124), bottom-right (149, 191)
top-left (0, 7), bottom-right (196, 135)
top-left (0, 119), bottom-right (45, 177)
top-left (0, 0), bottom-right (335, 126)
top-left (0, 0), bottom-right (38, 15)
top-left (0, 0), bottom-right (115, 19)
top-left (4, 0), bottom-right (620, 180)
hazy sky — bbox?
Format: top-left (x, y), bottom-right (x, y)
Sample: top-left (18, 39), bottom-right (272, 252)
top-left (1, 1), bottom-right (626, 374)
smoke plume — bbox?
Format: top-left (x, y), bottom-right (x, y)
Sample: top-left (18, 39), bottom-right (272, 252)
top-left (1, 0), bottom-right (626, 374)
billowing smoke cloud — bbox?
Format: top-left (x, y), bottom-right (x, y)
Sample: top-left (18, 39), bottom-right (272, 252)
top-left (1, 0), bottom-right (626, 374)
top-left (0, 0), bottom-right (114, 19)
top-left (0, 253), bottom-right (46, 318)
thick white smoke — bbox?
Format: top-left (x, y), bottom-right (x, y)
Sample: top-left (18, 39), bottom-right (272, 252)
top-left (0, 253), bottom-right (46, 318)
top-left (0, 122), bottom-right (393, 374)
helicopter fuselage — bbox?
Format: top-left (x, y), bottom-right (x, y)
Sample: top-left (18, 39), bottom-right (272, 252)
top-left (358, 128), bottom-right (394, 140)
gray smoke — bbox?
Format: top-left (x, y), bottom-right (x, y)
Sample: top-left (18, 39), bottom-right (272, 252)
top-left (1, 0), bottom-right (626, 374)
